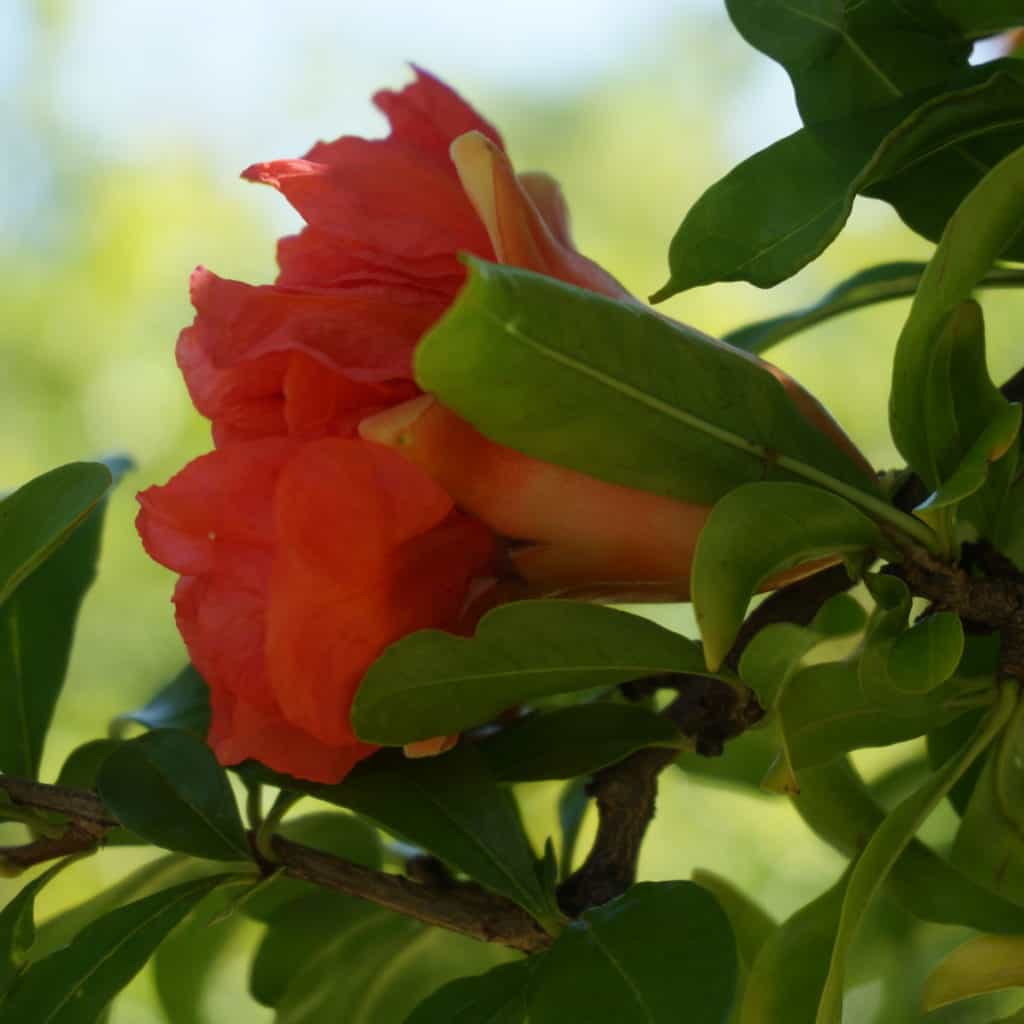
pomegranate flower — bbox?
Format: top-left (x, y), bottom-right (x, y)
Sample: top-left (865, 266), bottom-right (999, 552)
top-left (138, 69), bottom-right (870, 783)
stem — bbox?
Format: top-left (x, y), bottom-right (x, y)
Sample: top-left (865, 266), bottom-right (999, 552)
top-left (254, 790), bottom-right (303, 862)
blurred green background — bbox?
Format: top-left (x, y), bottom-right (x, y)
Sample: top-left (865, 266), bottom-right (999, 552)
top-left (4, 2), bottom-right (1024, 1020)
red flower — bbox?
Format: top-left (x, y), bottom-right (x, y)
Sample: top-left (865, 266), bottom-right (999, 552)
top-left (138, 69), bottom-right (870, 783)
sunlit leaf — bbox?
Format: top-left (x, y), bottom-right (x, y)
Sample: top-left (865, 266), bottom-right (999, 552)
top-left (416, 260), bottom-right (876, 508)
top-left (477, 703), bottom-right (684, 782)
top-left (528, 882), bottom-right (736, 1024)
top-left (815, 684), bottom-right (1016, 1023)
top-left (891, 139), bottom-right (1024, 486)
top-left (692, 482), bottom-right (880, 670)
top-left (97, 730), bottom-right (250, 862)
top-left (353, 601), bottom-right (708, 746)
top-left (924, 933), bottom-right (1024, 1012)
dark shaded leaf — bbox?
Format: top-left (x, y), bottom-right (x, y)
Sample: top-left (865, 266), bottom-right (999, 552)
top-left (0, 874), bottom-right (241, 1024)
top-left (723, 263), bottom-right (1024, 355)
top-left (353, 601), bottom-right (708, 746)
top-left (112, 664), bottom-right (211, 739)
top-left (528, 882), bottom-right (736, 1024)
top-left (0, 462), bottom-right (111, 609)
top-left (477, 703), bottom-right (684, 782)
top-left (692, 869), bottom-right (776, 973)
top-left (407, 959), bottom-right (533, 1024)
top-left (557, 778), bottom-right (589, 881)
top-left (0, 474), bottom-right (114, 778)
top-left (416, 260), bottom-right (876, 508)
top-left (97, 730), bottom-right (249, 861)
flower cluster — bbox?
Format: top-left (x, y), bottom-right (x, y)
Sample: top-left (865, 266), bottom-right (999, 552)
top-left (137, 70), bottom-right (865, 783)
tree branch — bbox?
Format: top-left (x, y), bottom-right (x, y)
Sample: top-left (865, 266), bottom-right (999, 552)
top-left (0, 774), bottom-right (551, 953)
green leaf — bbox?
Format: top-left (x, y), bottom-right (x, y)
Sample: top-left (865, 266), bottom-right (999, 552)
top-left (724, 262), bottom-right (1024, 355)
top-left (245, 745), bottom-right (558, 927)
top-left (557, 778), bottom-right (589, 881)
top-left (97, 730), bottom-right (250, 861)
top-left (917, 401), bottom-right (1022, 512)
top-left (815, 683), bottom-right (1016, 1023)
top-left (954, 697), bottom-right (1024, 904)
top-left (241, 811), bottom-right (381, 922)
top-left (777, 661), bottom-right (964, 777)
top-left (528, 882), bottom-right (736, 1024)
top-left (353, 601), bottom-right (708, 746)
top-left (935, 0), bottom-right (1024, 37)
top-left (885, 612), bottom-right (965, 693)
top-left (738, 592), bottom-right (866, 706)
top-left (477, 704), bottom-right (683, 782)
top-left (740, 871), bottom-right (847, 1024)
top-left (692, 870), bottom-right (776, 973)
top-left (692, 482), bottom-right (881, 670)
top-left (793, 756), bottom-right (1024, 933)
top-left (891, 139), bottom-right (1024, 485)
top-left (0, 462), bottom-right (111, 609)
top-left (924, 934), bottom-right (1024, 1012)
top-left (0, 874), bottom-right (242, 1024)
top-left (251, 892), bottom-right (510, 1021)
top-left (676, 725), bottom-right (781, 790)
top-left (53, 740), bottom-right (140, 847)
top-left (0, 860), bottom-right (73, 997)
top-left (725, 0), bottom-right (968, 124)
top-left (112, 664), bottom-right (211, 739)
top-left (407, 960), bottom-right (534, 1024)
top-left (152, 881), bottom-right (252, 1024)
top-left (654, 66), bottom-right (1024, 297)
top-left (0, 471), bottom-right (115, 778)
top-left (416, 260), bottom-right (877, 508)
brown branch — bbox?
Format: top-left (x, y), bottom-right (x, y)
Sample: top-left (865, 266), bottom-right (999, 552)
top-left (0, 773), bottom-right (551, 953)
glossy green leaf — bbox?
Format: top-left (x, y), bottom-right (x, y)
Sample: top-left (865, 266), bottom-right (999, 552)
top-left (815, 683), bottom-right (1016, 1023)
top-left (557, 778), bottom-right (589, 881)
top-left (676, 725), bottom-right (781, 791)
top-left (246, 745), bottom-right (558, 927)
top-left (0, 462), bottom-right (111, 609)
top-left (112, 664), bottom-right (211, 739)
top-left (0, 874), bottom-right (241, 1024)
top-left (924, 934), bottom-right (1024, 1012)
top-left (891, 139), bottom-right (1024, 485)
top-left (353, 601), bottom-right (708, 746)
top-left (416, 260), bottom-right (876, 508)
top-left (793, 756), bottom-right (1024, 933)
top-left (0, 472), bottom-right (114, 778)
top-left (725, 0), bottom-right (968, 124)
top-left (723, 263), bottom-right (1024, 355)
top-left (738, 592), bottom-right (865, 706)
top-left (407, 960), bottom-right (534, 1024)
top-left (97, 730), bottom-right (250, 861)
top-left (655, 66), bottom-right (1024, 297)
top-left (477, 704), bottom-right (684, 782)
top-left (251, 892), bottom-right (510, 1021)
top-left (885, 612), bottom-right (965, 693)
top-left (692, 482), bottom-right (881, 670)
top-left (241, 811), bottom-right (381, 922)
top-left (0, 860), bottom-right (73, 997)
top-left (528, 882), bottom-right (736, 1024)
top-left (740, 872), bottom-right (847, 1024)
top-left (954, 697), bottom-right (1024, 904)
top-left (777, 661), bottom-right (964, 778)
top-left (918, 402), bottom-right (1022, 513)
top-left (53, 740), bottom-right (140, 847)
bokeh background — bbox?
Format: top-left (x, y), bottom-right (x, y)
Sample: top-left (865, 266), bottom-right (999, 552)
top-left (4, 2), bottom-right (1024, 1020)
